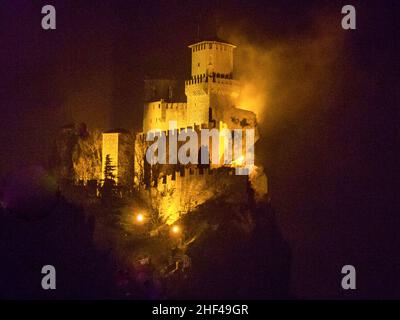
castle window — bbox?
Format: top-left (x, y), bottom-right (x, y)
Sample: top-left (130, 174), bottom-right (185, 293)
top-left (209, 43), bottom-right (212, 49)
top-left (198, 63), bottom-right (200, 67)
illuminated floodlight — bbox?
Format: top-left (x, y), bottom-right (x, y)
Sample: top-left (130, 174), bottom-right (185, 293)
top-left (135, 213), bottom-right (145, 223)
top-left (171, 225), bottom-right (181, 235)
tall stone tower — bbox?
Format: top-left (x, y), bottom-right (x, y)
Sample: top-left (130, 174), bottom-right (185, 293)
top-left (101, 130), bottom-right (133, 187)
top-left (185, 38), bottom-right (241, 127)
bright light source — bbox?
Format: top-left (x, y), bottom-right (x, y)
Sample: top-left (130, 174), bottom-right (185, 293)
top-left (135, 213), bottom-right (144, 223)
top-left (171, 225), bottom-right (181, 234)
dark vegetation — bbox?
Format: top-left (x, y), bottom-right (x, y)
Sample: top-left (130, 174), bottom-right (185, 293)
top-left (0, 166), bottom-right (292, 299)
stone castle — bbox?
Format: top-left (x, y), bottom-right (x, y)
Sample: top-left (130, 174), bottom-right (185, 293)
top-left (55, 37), bottom-right (266, 225)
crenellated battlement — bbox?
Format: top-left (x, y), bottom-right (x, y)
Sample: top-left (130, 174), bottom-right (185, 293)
top-left (184, 73), bottom-right (234, 86)
top-left (136, 122), bottom-right (217, 142)
top-left (155, 166), bottom-right (238, 189)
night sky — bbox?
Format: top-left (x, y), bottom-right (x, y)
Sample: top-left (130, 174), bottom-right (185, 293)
top-left (0, 0), bottom-right (397, 298)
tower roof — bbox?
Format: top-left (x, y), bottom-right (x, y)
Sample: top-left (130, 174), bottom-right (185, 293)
top-left (188, 37), bottom-right (236, 48)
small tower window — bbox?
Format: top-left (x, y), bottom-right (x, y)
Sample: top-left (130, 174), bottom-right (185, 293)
top-left (209, 43), bottom-right (212, 49)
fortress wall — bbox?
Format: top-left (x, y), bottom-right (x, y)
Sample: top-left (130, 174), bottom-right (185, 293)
top-left (163, 102), bottom-right (187, 129)
top-left (102, 132), bottom-right (134, 187)
top-left (133, 120), bottom-right (254, 190)
top-left (143, 101), bottom-right (188, 132)
top-left (140, 166), bottom-right (248, 225)
top-left (116, 133), bottom-right (134, 188)
top-left (143, 101), bottom-right (163, 132)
